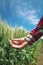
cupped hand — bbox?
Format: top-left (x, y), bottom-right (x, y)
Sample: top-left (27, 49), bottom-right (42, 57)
top-left (9, 38), bottom-right (28, 48)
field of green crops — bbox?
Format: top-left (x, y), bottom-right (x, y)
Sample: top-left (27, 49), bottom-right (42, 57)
top-left (0, 20), bottom-right (42, 65)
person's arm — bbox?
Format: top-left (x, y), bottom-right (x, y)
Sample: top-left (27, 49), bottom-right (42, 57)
top-left (9, 29), bottom-right (43, 48)
top-left (24, 17), bottom-right (43, 45)
top-left (9, 17), bottom-right (43, 48)
top-left (24, 29), bottom-right (43, 45)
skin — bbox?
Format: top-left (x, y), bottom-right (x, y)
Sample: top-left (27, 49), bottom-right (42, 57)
top-left (9, 38), bottom-right (28, 48)
top-left (9, 30), bottom-right (43, 49)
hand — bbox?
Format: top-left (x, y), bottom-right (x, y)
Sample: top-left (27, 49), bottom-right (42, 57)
top-left (9, 38), bottom-right (28, 48)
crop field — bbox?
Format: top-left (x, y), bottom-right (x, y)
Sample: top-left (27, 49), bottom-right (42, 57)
top-left (0, 20), bottom-right (42, 65)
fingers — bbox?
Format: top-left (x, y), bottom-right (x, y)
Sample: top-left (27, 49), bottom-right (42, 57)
top-left (12, 44), bottom-right (23, 48)
top-left (9, 40), bottom-right (19, 45)
top-left (9, 40), bottom-right (27, 48)
top-left (20, 42), bottom-right (27, 48)
top-left (9, 40), bottom-right (23, 48)
top-left (12, 42), bottom-right (27, 48)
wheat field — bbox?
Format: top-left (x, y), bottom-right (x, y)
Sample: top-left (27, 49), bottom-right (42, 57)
top-left (0, 20), bottom-right (42, 65)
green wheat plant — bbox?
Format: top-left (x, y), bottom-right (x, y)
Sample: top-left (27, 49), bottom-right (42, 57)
top-left (0, 20), bottom-right (42, 65)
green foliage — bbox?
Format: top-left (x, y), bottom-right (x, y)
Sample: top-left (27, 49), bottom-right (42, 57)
top-left (0, 20), bottom-right (42, 65)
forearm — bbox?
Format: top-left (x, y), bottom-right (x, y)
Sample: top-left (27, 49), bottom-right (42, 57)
top-left (24, 30), bottom-right (43, 45)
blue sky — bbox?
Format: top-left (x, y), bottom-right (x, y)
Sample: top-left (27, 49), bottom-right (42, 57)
top-left (0, 0), bottom-right (43, 31)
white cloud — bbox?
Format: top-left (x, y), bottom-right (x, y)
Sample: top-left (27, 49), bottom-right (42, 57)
top-left (25, 10), bottom-right (36, 15)
top-left (19, 26), bottom-right (23, 29)
top-left (19, 26), bottom-right (27, 31)
top-left (16, 0), bottom-right (41, 26)
top-left (19, 11), bottom-right (25, 17)
top-left (18, 9), bottom-right (39, 25)
top-left (27, 15), bottom-right (39, 25)
top-left (18, 1), bottom-right (27, 6)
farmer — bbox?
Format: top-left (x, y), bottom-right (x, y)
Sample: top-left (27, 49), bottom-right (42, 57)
top-left (9, 17), bottom-right (43, 48)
